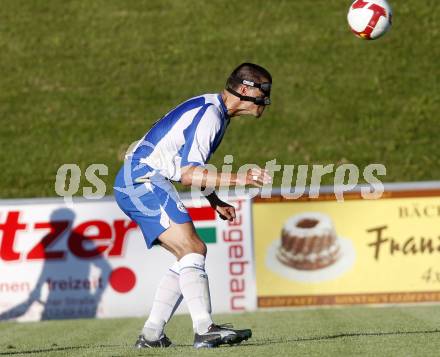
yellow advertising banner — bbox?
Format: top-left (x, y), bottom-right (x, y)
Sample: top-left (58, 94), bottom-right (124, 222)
top-left (253, 192), bottom-right (440, 307)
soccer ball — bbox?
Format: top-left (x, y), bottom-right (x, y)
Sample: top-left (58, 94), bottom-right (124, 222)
top-left (347, 0), bottom-right (392, 40)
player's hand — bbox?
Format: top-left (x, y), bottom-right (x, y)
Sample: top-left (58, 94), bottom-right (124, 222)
top-left (215, 203), bottom-right (236, 221)
top-left (203, 190), bottom-right (235, 221)
top-left (237, 167), bottom-right (272, 187)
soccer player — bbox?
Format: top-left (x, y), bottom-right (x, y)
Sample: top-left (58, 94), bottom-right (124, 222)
top-left (114, 63), bottom-right (272, 348)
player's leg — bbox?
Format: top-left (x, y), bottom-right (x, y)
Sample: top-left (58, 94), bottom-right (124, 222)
top-left (135, 260), bottom-right (182, 348)
top-left (114, 181), bottom-right (182, 348)
top-left (158, 221), bottom-right (252, 348)
top-left (138, 176), bottom-right (215, 338)
top-left (158, 220), bottom-right (212, 330)
top-left (115, 174), bottom-right (250, 348)
top-left (134, 218), bottom-right (210, 347)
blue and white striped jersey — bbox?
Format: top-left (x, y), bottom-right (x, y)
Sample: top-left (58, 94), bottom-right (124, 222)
top-left (127, 93), bottom-right (230, 182)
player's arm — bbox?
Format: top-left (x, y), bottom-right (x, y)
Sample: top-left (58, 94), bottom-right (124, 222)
top-left (180, 165), bottom-right (271, 188)
top-left (181, 165), bottom-right (271, 221)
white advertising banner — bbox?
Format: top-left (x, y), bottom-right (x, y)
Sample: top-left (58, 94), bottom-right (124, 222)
top-left (0, 195), bottom-right (255, 321)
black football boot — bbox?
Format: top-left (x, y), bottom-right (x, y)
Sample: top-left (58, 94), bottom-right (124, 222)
top-left (193, 323), bottom-right (252, 348)
top-left (134, 334), bottom-right (172, 348)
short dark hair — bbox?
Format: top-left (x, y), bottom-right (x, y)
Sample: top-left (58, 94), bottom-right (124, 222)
top-left (226, 63), bottom-right (272, 90)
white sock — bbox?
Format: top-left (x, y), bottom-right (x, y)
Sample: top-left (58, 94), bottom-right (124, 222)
top-left (179, 253), bottom-right (213, 334)
top-left (142, 261), bottom-right (183, 340)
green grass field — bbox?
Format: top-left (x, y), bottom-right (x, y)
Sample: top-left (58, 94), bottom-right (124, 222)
top-left (0, 0), bottom-right (439, 198)
top-left (1, 306), bottom-right (440, 356)
top-left (1, 3), bottom-right (439, 356)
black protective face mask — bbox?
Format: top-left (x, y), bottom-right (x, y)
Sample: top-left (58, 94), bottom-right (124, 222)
top-left (226, 77), bottom-right (271, 106)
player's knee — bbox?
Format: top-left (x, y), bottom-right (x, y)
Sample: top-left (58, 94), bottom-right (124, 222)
top-left (178, 236), bottom-right (206, 258)
top-left (192, 239), bottom-right (207, 256)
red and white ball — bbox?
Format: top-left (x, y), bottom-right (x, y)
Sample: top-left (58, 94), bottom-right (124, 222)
top-left (347, 0), bottom-right (392, 40)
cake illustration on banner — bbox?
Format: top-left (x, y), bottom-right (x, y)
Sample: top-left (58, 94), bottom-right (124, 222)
top-left (277, 212), bottom-right (341, 270)
top-left (266, 211), bottom-right (355, 283)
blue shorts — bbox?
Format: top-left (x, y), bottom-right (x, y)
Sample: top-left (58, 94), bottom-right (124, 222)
top-left (113, 165), bottom-right (192, 249)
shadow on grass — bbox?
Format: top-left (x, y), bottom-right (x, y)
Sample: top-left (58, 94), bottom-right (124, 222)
top-left (2, 329), bottom-right (440, 355)
top-left (244, 328), bottom-right (440, 347)
top-left (0, 344), bottom-right (125, 356)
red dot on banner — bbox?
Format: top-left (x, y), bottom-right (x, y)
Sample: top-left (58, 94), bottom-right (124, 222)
top-left (109, 267), bottom-right (136, 293)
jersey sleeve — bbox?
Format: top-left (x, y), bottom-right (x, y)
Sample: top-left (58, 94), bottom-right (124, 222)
top-left (180, 104), bottom-right (222, 167)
